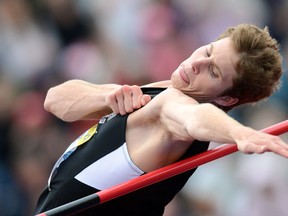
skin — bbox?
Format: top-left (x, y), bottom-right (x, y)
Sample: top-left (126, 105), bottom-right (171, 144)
top-left (171, 38), bottom-right (239, 105)
top-left (126, 38), bottom-right (241, 172)
top-left (44, 37), bottom-right (288, 174)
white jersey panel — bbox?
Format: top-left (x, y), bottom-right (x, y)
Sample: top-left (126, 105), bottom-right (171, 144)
top-left (75, 143), bottom-right (144, 190)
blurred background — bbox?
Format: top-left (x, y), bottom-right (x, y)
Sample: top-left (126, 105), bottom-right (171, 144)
top-left (0, 0), bottom-right (288, 215)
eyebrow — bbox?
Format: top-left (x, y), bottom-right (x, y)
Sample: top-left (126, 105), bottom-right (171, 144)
top-left (210, 43), bottom-right (223, 78)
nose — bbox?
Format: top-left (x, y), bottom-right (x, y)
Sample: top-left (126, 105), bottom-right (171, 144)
top-left (191, 58), bottom-right (209, 74)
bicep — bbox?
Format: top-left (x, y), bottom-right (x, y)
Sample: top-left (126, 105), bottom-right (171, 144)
top-left (159, 93), bottom-right (200, 141)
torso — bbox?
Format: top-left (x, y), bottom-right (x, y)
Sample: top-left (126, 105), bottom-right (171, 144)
top-left (35, 87), bottom-right (209, 215)
top-left (125, 89), bottom-right (195, 173)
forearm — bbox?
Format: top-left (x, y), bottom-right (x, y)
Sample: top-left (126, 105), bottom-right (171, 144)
top-left (44, 79), bottom-right (120, 122)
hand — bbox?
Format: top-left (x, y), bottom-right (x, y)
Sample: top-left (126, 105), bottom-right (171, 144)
top-left (106, 85), bottom-right (151, 115)
top-left (235, 127), bottom-right (288, 158)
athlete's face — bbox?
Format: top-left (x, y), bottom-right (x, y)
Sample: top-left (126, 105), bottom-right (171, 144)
top-left (171, 37), bottom-right (239, 106)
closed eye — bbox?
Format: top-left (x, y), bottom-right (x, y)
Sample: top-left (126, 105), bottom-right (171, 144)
top-left (206, 44), bottom-right (219, 78)
top-left (206, 48), bottom-right (218, 78)
top-left (209, 65), bottom-right (218, 78)
top-left (206, 49), bottom-right (211, 57)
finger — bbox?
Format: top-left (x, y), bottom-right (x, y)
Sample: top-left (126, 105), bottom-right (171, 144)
top-left (122, 85), bottom-right (134, 113)
top-left (131, 86), bottom-right (143, 109)
top-left (265, 138), bottom-right (288, 158)
top-left (276, 147), bottom-right (288, 158)
top-left (107, 93), bottom-right (120, 114)
top-left (238, 143), bottom-right (258, 154)
top-left (270, 146), bottom-right (288, 158)
top-left (141, 94), bottom-right (151, 106)
top-left (253, 145), bottom-right (266, 154)
top-left (237, 140), bottom-right (265, 155)
top-left (115, 88), bottom-right (126, 115)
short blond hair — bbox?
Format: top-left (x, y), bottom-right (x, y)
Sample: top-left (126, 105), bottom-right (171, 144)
top-left (218, 24), bottom-right (283, 109)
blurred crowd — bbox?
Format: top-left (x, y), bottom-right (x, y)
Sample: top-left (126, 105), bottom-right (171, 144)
top-left (0, 0), bottom-right (288, 215)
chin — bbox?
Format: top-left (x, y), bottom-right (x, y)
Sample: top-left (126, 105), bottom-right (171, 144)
top-left (170, 78), bottom-right (181, 90)
top-left (171, 73), bottom-right (184, 90)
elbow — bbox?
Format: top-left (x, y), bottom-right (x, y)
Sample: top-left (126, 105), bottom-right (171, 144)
top-left (43, 87), bottom-right (55, 113)
top-left (44, 87), bottom-right (70, 121)
top-left (44, 83), bottom-right (83, 122)
top-left (60, 109), bottom-right (81, 122)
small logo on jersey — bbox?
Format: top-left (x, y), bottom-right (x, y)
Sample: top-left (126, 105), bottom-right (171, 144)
top-left (99, 113), bottom-right (116, 124)
top-left (76, 124), bottom-right (98, 146)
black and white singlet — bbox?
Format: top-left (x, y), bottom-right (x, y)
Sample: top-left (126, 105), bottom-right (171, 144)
top-left (34, 88), bottom-right (210, 216)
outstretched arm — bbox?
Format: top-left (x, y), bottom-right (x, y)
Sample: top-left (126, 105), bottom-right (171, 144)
top-left (44, 79), bottom-right (153, 122)
top-left (159, 88), bottom-right (288, 158)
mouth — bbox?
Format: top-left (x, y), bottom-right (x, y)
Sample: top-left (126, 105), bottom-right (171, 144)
top-left (179, 65), bottom-right (190, 84)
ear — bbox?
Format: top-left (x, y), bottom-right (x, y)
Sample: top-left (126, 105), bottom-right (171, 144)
top-left (214, 96), bottom-right (239, 107)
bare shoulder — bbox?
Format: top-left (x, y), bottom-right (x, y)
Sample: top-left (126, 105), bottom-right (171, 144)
top-left (125, 88), bottom-right (197, 171)
top-left (126, 88), bottom-right (170, 126)
top-left (128, 88), bottom-right (198, 124)
top-left (156, 87), bottom-right (198, 104)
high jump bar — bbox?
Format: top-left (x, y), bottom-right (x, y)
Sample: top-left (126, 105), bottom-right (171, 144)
top-left (37, 119), bottom-right (288, 216)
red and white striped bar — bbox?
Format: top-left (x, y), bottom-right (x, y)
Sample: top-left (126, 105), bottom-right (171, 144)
top-left (37, 119), bottom-right (288, 216)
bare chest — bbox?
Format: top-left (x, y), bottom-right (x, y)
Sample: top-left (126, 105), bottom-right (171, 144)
top-left (125, 113), bottom-right (191, 173)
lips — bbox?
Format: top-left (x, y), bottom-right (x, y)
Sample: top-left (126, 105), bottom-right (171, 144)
top-left (179, 65), bottom-right (189, 84)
